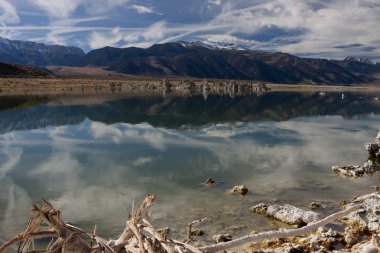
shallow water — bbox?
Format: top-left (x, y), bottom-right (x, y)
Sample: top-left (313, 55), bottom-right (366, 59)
top-left (0, 91), bottom-right (380, 243)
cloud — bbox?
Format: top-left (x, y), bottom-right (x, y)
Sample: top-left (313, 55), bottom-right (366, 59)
top-left (142, 21), bottom-right (168, 41)
top-left (89, 27), bottom-right (125, 49)
top-left (30, 0), bottom-right (82, 19)
top-left (0, 133), bottom-right (23, 180)
top-left (0, 115), bottom-right (378, 238)
top-left (129, 4), bottom-right (160, 15)
top-left (84, 0), bottom-right (129, 15)
top-left (132, 156), bottom-right (154, 166)
top-left (203, 0), bottom-right (380, 59)
top-left (1, 0), bottom-right (380, 59)
top-left (29, 153), bottom-right (80, 175)
top-left (208, 0), bottom-right (223, 5)
top-left (0, 0), bottom-right (19, 24)
top-left (0, 182), bottom-right (31, 235)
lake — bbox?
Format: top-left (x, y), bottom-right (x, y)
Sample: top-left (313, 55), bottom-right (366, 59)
top-left (0, 91), bottom-right (380, 243)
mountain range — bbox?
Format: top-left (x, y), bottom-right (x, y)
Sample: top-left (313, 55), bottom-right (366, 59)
top-left (0, 37), bottom-right (84, 66)
top-left (0, 37), bottom-right (379, 84)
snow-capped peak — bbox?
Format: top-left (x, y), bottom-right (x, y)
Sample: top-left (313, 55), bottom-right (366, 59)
top-left (176, 40), bottom-right (251, 51)
top-left (344, 56), bottom-right (375, 64)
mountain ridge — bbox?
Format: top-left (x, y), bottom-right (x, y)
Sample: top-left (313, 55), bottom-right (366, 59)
top-left (0, 37), bottom-right (379, 84)
top-left (75, 42), bottom-right (380, 84)
top-left (0, 37), bottom-right (85, 66)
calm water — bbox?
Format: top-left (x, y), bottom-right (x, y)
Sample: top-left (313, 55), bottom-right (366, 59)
top-left (0, 91), bottom-right (380, 243)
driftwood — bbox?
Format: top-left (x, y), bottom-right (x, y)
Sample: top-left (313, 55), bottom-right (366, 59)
top-left (187, 218), bottom-right (207, 241)
top-left (1, 193), bottom-right (379, 253)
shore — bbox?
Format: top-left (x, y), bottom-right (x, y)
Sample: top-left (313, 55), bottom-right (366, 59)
top-left (0, 77), bottom-right (379, 96)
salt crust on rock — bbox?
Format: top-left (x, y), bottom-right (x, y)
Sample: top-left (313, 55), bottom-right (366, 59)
top-left (250, 203), bottom-right (322, 227)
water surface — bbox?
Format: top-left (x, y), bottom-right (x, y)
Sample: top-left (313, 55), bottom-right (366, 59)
top-left (0, 91), bottom-right (380, 242)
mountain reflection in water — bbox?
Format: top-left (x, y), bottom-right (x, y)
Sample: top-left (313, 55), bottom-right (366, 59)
top-left (0, 91), bottom-right (380, 132)
top-left (0, 91), bottom-right (380, 241)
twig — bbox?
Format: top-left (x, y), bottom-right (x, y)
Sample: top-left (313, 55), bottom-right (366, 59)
top-left (188, 218), bottom-right (207, 241)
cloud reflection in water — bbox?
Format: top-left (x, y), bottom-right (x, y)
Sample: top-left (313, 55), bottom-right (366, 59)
top-left (0, 115), bottom-right (379, 239)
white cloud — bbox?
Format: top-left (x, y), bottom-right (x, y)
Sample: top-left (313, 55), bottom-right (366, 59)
top-left (132, 156), bottom-right (154, 166)
top-left (1, 0), bottom-right (379, 59)
top-left (203, 0), bottom-right (380, 58)
top-left (29, 153), bottom-right (80, 175)
top-left (142, 21), bottom-right (167, 41)
top-left (90, 120), bottom-right (124, 143)
top-left (208, 0), bottom-right (223, 5)
top-left (0, 133), bottom-right (23, 180)
top-left (31, 0), bottom-right (82, 19)
top-left (84, 0), bottom-right (129, 15)
top-left (88, 27), bottom-right (125, 49)
top-left (0, 0), bottom-right (19, 24)
top-left (0, 182), bottom-right (31, 235)
top-left (129, 4), bottom-right (159, 15)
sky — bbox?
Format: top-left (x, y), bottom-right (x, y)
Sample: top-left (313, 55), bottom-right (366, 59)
top-left (0, 0), bottom-right (379, 60)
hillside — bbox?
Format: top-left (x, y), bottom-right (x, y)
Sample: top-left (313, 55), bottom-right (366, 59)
top-left (75, 42), bottom-right (380, 84)
top-left (0, 61), bottom-right (50, 77)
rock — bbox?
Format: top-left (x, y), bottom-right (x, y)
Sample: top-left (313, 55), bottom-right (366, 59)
top-left (309, 202), bottom-right (321, 210)
top-left (344, 230), bottom-right (359, 245)
top-left (250, 203), bottom-right (321, 227)
top-left (341, 194), bottom-right (380, 232)
top-left (361, 236), bottom-right (380, 253)
top-left (181, 80), bottom-right (195, 91)
top-left (250, 203), bottom-right (268, 215)
top-left (365, 143), bottom-right (379, 156)
top-left (213, 234), bottom-right (232, 243)
top-left (231, 185), bottom-right (248, 196)
top-left (205, 178), bottom-right (216, 186)
top-left (162, 78), bottom-right (171, 91)
top-left (191, 229), bottom-right (204, 236)
top-left (203, 79), bottom-right (210, 91)
top-left (309, 236), bottom-right (320, 250)
top-left (332, 165), bottom-right (365, 177)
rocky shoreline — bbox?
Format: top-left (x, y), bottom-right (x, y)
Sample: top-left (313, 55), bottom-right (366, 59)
top-left (0, 192), bottom-right (379, 253)
top-left (1, 77), bottom-right (380, 97)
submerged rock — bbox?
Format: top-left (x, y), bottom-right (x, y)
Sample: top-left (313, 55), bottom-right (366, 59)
top-left (250, 203), bottom-right (322, 227)
top-left (205, 178), bottom-right (216, 186)
top-left (231, 185), bottom-right (249, 196)
top-left (309, 202), bottom-right (321, 210)
top-left (332, 165), bottom-right (365, 178)
top-left (191, 229), bottom-right (204, 236)
top-left (213, 234), bottom-right (232, 243)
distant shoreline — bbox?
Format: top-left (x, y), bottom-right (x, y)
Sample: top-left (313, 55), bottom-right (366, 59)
top-left (0, 77), bottom-right (379, 96)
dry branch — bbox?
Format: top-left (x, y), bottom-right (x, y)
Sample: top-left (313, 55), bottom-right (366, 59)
top-left (1, 193), bottom-right (378, 253)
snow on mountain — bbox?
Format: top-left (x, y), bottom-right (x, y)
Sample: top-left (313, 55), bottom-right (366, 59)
top-left (176, 40), bottom-right (252, 51)
top-left (344, 56), bottom-right (375, 65)
top-left (0, 37), bottom-right (85, 66)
